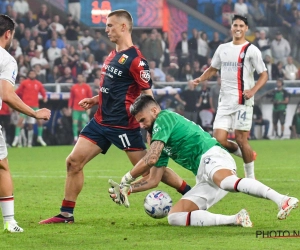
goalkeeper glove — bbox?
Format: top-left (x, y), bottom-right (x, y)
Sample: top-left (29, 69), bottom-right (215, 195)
top-left (108, 179), bottom-right (133, 207)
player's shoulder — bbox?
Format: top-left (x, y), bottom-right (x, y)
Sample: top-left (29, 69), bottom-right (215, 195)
top-left (158, 110), bottom-right (178, 121)
top-left (219, 42), bottom-right (231, 49)
top-left (247, 43), bottom-right (261, 53)
top-left (126, 46), bottom-right (148, 62)
top-left (0, 47), bottom-right (17, 66)
top-left (128, 45), bottom-right (143, 57)
top-left (214, 42), bottom-right (230, 54)
top-left (124, 46), bottom-right (149, 68)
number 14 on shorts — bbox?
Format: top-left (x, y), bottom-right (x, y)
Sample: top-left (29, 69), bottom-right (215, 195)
top-left (237, 110), bottom-right (246, 121)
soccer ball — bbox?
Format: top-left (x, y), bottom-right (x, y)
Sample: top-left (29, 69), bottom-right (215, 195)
top-left (143, 190), bottom-right (172, 219)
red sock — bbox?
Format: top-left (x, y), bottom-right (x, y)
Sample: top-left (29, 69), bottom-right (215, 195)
top-left (177, 180), bottom-right (191, 195)
top-left (60, 199), bottom-right (76, 215)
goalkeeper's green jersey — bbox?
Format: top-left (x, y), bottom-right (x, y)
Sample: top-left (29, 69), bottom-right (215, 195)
top-left (152, 110), bottom-right (223, 176)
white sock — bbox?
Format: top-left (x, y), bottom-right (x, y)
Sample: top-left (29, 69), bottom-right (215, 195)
top-left (168, 211), bottom-right (237, 226)
top-left (0, 196), bottom-right (14, 223)
top-left (236, 178), bottom-right (285, 206)
top-left (28, 130), bottom-right (33, 145)
top-left (21, 128), bottom-right (27, 146)
top-left (266, 189), bottom-right (286, 207)
top-left (18, 134), bottom-right (23, 145)
top-left (244, 161), bottom-right (255, 179)
top-left (229, 140), bottom-right (242, 158)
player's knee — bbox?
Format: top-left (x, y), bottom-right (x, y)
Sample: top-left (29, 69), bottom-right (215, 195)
top-left (168, 212), bottom-right (187, 226)
top-left (213, 134), bottom-right (227, 146)
top-left (0, 159), bottom-right (8, 170)
top-left (66, 155), bottom-right (82, 173)
top-left (220, 175), bottom-right (240, 192)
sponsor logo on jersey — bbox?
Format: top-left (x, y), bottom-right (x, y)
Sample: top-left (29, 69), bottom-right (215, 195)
top-left (152, 124), bottom-right (160, 135)
top-left (99, 86), bottom-right (109, 93)
top-left (163, 146), bottom-right (172, 156)
top-left (118, 54), bottom-right (128, 64)
top-left (138, 60), bottom-right (146, 67)
top-left (12, 70), bottom-right (16, 81)
top-left (140, 70), bottom-right (150, 83)
top-left (221, 62), bottom-right (243, 72)
top-left (102, 63), bottom-right (123, 77)
top-left (102, 72), bottom-right (113, 78)
top-left (204, 157), bottom-right (211, 164)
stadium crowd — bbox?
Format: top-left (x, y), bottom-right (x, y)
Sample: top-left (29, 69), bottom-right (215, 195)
top-left (0, 0), bottom-right (299, 146)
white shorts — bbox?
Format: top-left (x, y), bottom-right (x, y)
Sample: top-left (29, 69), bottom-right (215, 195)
top-left (213, 104), bottom-right (253, 131)
top-left (0, 126), bottom-right (8, 160)
top-left (22, 115), bottom-right (36, 124)
top-left (181, 146), bottom-right (236, 210)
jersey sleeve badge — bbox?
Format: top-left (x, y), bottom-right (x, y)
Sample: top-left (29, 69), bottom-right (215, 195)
top-left (140, 70), bottom-right (151, 83)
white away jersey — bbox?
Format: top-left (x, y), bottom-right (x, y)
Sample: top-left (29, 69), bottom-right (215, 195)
top-left (0, 46), bottom-right (18, 109)
top-left (211, 41), bottom-right (266, 106)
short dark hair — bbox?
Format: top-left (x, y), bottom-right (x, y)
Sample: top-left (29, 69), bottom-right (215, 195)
top-left (130, 95), bottom-right (158, 116)
top-left (27, 69), bottom-right (36, 76)
top-left (277, 78), bottom-right (284, 85)
top-left (108, 9), bottom-right (133, 32)
top-left (232, 14), bottom-right (248, 26)
top-left (0, 14), bottom-right (15, 37)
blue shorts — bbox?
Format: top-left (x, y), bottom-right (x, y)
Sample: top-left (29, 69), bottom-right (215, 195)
top-left (80, 118), bottom-right (146, 154)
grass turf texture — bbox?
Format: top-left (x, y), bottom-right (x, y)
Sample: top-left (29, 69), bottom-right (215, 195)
top-left (1, 140), bottom-right (299, 250)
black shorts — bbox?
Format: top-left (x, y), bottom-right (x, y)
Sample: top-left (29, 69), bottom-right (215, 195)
top-left (272, 110), bottom-right (286, 125)
top-left (80, 118), bottom-right (146, 154)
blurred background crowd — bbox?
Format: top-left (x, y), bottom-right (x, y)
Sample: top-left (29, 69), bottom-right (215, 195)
top-left (0, 0), bottom-right (299, 146)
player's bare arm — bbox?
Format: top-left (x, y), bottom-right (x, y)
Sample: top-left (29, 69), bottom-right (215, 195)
top-left (108, 145), bottom-right (165, 207)
top-left (130, 167), bottom-right (166, 193)
top-left (130, 140), bottom-right (164, 178)
top-left (78, 95), bottom-right (99, 109)
top-left (193, 66), bottom-right (218, 86)
top-left (1, 79), bottom-right (50, 120)
top-left (243, 71), bottom-right (268, 100)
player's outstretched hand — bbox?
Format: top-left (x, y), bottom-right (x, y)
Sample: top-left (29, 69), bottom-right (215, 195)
top-left (108, 179), bottom-right (131, 208)
top-left (192, 77), bottom-right (201, 86)
top-left (34, 108), bottom-right (51, 120)
top-left (79, 98), bottom-right (95, 110)
top-left (108, 179), bottom-right (122, 205)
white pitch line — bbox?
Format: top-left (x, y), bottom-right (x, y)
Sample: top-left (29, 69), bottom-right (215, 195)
top-left (12, 175), bottom-right (122, 178)
top-left (11, 169), bottom-right (123, 173)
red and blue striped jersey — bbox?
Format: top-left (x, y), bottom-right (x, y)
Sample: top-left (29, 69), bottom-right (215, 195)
top-left (94, 46), bottom-right (152, 129)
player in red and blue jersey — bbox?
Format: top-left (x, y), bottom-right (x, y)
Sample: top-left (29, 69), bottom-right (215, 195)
top-left (40, 9), bottom-right (191, 224)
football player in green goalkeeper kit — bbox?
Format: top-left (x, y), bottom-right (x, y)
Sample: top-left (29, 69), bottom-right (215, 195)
top-left (109, 95), bottom-right (298, 227)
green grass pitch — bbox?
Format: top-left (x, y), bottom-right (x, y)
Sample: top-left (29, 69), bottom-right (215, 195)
top-left (0, 140), bottom-right (299, 250)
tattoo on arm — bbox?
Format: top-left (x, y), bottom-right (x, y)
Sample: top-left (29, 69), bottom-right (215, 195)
top-left (132, 179), bottom-right (148, 189)
top-left (143, 141), bottom-right (164, 167)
